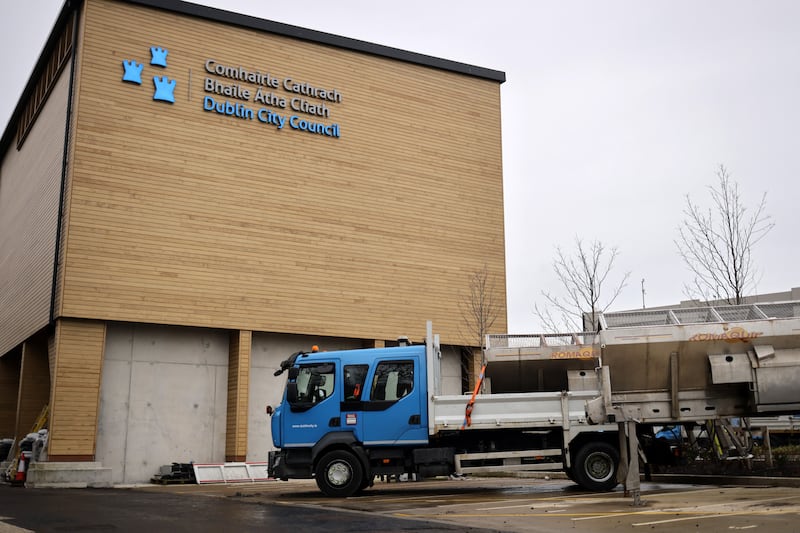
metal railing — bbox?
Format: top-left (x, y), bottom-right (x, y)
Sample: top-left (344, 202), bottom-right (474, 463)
top-left (486, 332), bottom-right (598, 351)
top-left (600, 301), bottom-right (800, 329)
top-left (486, 301), bottom-right (800, 349)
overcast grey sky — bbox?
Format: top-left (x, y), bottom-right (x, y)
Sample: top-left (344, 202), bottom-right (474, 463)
top-left (3, 1), bottom-right (799, 333)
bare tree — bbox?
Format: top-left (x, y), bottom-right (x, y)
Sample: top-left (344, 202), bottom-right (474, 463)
top-left (459, 264), bottom-right (501, 392)
top-left (459, 263), bottom-right (501, 350)
top-left (534, 238), bottom-right (630, 332)
top-left (676, 165), bottom-right (774, 304)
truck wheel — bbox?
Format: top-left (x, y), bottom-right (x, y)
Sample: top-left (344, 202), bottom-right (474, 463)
top-left (315, 450), bottom-right (364, 497)
top-left (573, 442), bottom-right (619, 492)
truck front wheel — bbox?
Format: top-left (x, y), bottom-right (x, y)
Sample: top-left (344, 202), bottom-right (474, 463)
top-left (315, 450), bottom-right (364, 497)
top-left (572, 442), bottom-right (620, 492)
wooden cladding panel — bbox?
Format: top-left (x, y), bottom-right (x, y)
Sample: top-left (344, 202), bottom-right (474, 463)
top-left (226, 330), bottom-right (251, 460)
top-left (0, 70), bottom-right (70, 357)
top-left (48, 319), bottom-right (106, 457)
top-left (62, 0), bottom-right (506, 344)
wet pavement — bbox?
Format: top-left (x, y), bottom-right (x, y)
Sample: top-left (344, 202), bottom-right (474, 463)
top-left (0, 481), bottom-right (496, 532)
top-left (4, 475), bottom-right (800, 532)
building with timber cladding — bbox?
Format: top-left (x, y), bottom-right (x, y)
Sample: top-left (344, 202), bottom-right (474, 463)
top-left (0, 0), bottom-right (506, 484)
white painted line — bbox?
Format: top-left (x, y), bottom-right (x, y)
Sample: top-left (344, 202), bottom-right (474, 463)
top-left (369, 494), bottom-right (459, 503)
top-left (572, 510), bottom-right (663, 522)
top-left (633, 511), bottom-right (752, 527)
top-left (477, 502), bottom-right (570, 511)
top-left (574, 490), bottom-right (800, 522)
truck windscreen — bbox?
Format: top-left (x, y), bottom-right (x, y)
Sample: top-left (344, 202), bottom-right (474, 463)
top-left (288, 363), bottom-right (335, 412)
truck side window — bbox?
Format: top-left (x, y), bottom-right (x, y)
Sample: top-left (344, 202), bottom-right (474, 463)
top-left (371, 361), bottom-right (414, 401)
top-left (290, 363), bottom-right (335, 410)
top-left (344, 365), bottom-right (368, 400)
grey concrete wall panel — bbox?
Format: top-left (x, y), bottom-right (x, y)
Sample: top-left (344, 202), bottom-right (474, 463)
top-left (97, 323), bottom-right (228, 484)
top-left (0, 69), bottom-right (70, 356)
top-left (439, 345), bottom-right (462, 396)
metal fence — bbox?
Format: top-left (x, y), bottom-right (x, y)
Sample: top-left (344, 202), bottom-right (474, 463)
top-left (486, 332), bottom-right (599, 350)
top-left (600, 301), bottom-right (800, 329)
top-left (488, 302), bottom-right (800, 347)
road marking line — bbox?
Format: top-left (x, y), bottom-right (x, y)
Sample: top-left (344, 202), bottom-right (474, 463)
top-left (396, 509), bottom-right (800, 521)
top-left (632, 510), bottom-right (792, 527)
top-left (394, 512), bottom-right (649, 518)
top-left (478, 502), bottom-right (571, 511)
top-left (572, 492), bottom-right (800, 522)
top-left (572, 510), bottom-right (660, 521)
top-left (369, 494), bottom-right (460, 503)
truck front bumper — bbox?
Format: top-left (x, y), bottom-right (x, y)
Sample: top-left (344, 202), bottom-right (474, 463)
top-left (269, 449), bottom-right (313, 480)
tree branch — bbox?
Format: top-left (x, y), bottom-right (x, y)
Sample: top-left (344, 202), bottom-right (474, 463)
top-left (675, 165), bottom-right (774, 304)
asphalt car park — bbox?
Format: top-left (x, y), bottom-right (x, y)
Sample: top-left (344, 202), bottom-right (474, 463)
top-left (4, 474), bottom-right (800, 532)
top-left (137, 474), bottom-right (800, 532)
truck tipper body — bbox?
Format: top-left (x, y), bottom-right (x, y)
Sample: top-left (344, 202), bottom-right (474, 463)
top-left (268, 301), bottom-right (800, 497)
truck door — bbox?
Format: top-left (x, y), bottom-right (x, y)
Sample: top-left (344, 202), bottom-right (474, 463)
top-left (360, 359), bottom-right (427, 446)
top-left (280, 361), bottom-right (340, 448)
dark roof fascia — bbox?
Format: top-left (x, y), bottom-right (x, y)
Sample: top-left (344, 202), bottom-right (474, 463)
top-left (128, 0), bottom-right (505, 83)
top-left (0, 0), bottom-right (79, 154)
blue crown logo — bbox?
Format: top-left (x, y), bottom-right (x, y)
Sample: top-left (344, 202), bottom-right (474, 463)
top-left (153, 76), bottom-right (176, 103)
top-left (122, 60), bottom-right (144, 84)
top-left (121, 45), bottom-right (176, 104)
top-left (150, 46), bottom-right (168, 67)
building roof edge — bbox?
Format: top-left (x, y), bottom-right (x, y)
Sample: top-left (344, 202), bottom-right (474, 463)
top-left (135, 0), bottom-right (506, 83)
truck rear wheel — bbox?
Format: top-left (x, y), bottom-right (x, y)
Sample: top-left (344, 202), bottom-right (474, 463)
top-left (573, 442), bottom-right (619, 492)
top-left (315, 450), bottom-right (364, 497)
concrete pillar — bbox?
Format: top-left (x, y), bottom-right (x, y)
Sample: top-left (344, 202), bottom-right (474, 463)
top-left (226, 330), bottom-right (251, 462)
top-left (17, 332), bottom-right (51, 439)
top-left (47, 319), bottom-right (106, 461)
top-left (0, 347), bottom-right (22, 438)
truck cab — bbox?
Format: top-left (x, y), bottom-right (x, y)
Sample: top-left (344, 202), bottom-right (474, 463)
top-left (269, 344), bottom-right (431, 495)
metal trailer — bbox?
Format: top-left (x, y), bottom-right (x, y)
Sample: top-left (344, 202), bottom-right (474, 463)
top-left (486, 301), bottom-right (800, 421)
top-left (484, 300), bottom-right (800, 500)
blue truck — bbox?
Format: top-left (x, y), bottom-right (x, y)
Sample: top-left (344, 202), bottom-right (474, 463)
top-left (268, 323), bottom-right (622, 497)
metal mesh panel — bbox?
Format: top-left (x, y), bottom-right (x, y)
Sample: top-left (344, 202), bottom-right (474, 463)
top-left (485, 335), bottom-right (542, 349)
top-left (715, 305), bottom-right (760, 322)
top-left (486, 333), bottom-right (599, 350)
top-left (602, 310), bottom-right (673, 328)
top-left (671, 307), bottom-right (719, 324)
top-left (756, 302), bottom-right (800, 319)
